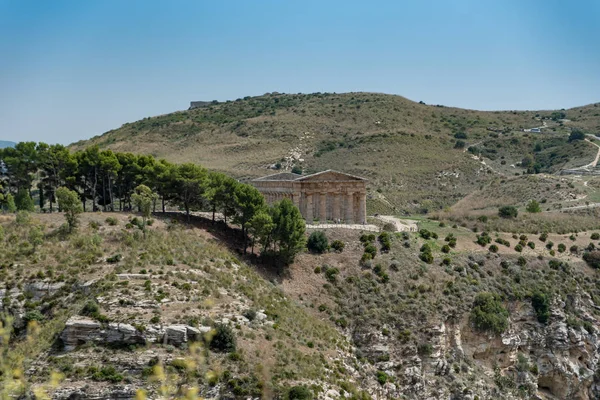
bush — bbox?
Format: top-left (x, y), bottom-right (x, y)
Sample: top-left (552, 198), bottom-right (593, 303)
top-left (242, 309), bottom-right (257, 321)
top-left (526, 200), bottom-right (541, 213)
top-left (376, 370), bottom-right (389, 385)
top-left (527, 241), bottom-right (535, 249)
top-left (539, 233), bottom-right (548, 242)
top-left (307, 231), bottom-right (328, 254)
top-left (514, 244), bottom-right (523, 252)
top-left (330, 240), bottom-right (345, 252)
top-left (419, 251), bottom-right (433, 264)
top-left (210, 324), bottom-right (236, 353)
top-left (498, 206), bottom-right (518, 219)
top-left (489, 244), bottom-right (499, 253)
top-left (105, 216), bottom-right (118, 226)
top-left (570, 245), bottom-right (578, 253)
top-left (441, 244), bottom-right (451, 253)
top-left (568, 129), bottom-right (585, 142)
top-left (583, 251), bottom-right (600, 269)
top-left (476, 232), bottom-right (491, 246)
top-left (15, 189), bottom-right (35, 212)
top-left (557, 243), bottom-right (566, 253)
top-left (106, 254), bottom-right (122, 264)
top-left (592, 233), bottom-right (600, 240)
top-left (286, 386), bottom-right (313, 400)
top-left (378, 232), bottom-right (392, 252)
top-left (364, 244), bottom-right (377, 259)
top-left (324, 267), bottom-right (339, 283)
top-left (546, 241), bottom-right (554, 250)
top-left (470, 292), bottom-right (509, 334)
top-left (419, 229), bottom-right (431, 239)
top-left (531, 292), bottom-right (550, 324)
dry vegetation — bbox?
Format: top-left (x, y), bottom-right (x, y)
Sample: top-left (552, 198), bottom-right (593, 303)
top-left (72, 92), bottom-right (600, 213)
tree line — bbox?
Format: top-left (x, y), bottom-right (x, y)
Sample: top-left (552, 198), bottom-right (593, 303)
top-left (0, 142), bottom-right (306, 264)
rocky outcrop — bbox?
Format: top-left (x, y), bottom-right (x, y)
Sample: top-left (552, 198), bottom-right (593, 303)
top-left (60, 317), bottom-right (209, 351)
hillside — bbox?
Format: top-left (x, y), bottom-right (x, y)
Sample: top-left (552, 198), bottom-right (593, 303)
top-left (5, 209), bottom-right (600, 399)
top-left (72, 92), bottom-right (600, 213)
top-left (0, 140), bottom-right (16, 149)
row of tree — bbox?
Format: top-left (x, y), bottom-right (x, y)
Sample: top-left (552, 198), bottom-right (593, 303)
top-left (0, 142), bottom-right (306, 264)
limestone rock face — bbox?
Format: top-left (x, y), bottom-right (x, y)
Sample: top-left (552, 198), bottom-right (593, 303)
top-left (60, 317), bottom-right (103, 351)
top-left (60, 317), bottom-right (203, 351)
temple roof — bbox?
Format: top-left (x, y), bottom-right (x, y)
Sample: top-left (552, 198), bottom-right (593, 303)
top-left (252, 169), bottom-right (367, 182)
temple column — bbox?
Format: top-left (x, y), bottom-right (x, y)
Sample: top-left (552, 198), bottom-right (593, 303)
top-left (358, 192), bottom-right (367, 224)
top-left (293, 191), bottom-right (300, 209)
top-left (345, 192), bottom-right (354, 223)
top-left (305, 193), bottom-right (313, 222)
top-left (319, 192), bottom-right (327, 222)
top-left (332, 193), bottom-right (340, 222)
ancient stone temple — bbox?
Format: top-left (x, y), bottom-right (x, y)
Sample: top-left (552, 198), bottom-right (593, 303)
top-left (251, 170), bottom-right (367, 224)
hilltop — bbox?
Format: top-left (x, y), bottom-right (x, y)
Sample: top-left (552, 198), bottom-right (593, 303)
top-left (0, 140), bottom-right (16, 149)
top-left (72, 92), bottom-right (600, 213)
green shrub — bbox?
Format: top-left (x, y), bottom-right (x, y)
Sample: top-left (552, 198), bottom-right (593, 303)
top-left (470, 292), bottom-right (509, 334)
top-left (557, 243), bottom-right (566, 253)
top-left (489, 244), bottom-right (498, 253)
top-left (330, 240), bottom-right (345, 252)
top-left (514, 244), bottom-right (523, 252)
top-left (376, 370), bottom-right (389, 385)
top-left (592, 233), bottom-right (600, 240)
top-left (583, 251), bottom-right (600, 269)
top-left (419, 251), bottom-right (433, 264)
top-left (307, 231), bottom-right (328, 254)
top-left (419, 229), bottom-right (432, 240)
top-left (91, 366), bottom-right (124, 383)
top-left (286, 385), bottom-right (313, 400)
top-left (324, 267), bottom-right (339, 283)
top-left (531, 291), bottom-right (550, 324)
top-left (364, 244), bottom-right (377, 258)
top-left (498, 206), bottom-right (518, 219)
top-left (476, 233), bottom-right (491, 246)
top-left (527, 242), bottom-right (535, 249)
top-left (106, 254), bottom-right (122, 263)
top-left (105, 216), bottom-right (118, 226)
top-left (441, 244), bottom-right (451, 253)
top-left (378, 232), bottom-right (392, 252)
top-left (209, 324), bottom-right (236, 353)
top-left (526, 200), bottom-right (541, 213)
top-left (539, 232), bottom-right (548, 242)
top-left (546, 241), bottom-right (554, 250)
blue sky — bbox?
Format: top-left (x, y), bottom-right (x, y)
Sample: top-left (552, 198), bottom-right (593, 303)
top-left (1, 0), bottom-right (599, 144)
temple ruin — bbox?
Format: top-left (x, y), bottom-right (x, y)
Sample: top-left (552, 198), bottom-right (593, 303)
top-left (251, 170), bottom-right (367, 224)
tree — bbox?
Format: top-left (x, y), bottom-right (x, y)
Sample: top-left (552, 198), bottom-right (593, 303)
top-left (5, 193), bottom-right (16, 213)
top-left (233, 184), bottom-right (265, 253)
top-left (307, 231), bottom-right (328, 254)
top-left (15, 188), bottom-right (35, 212)
top-left (131, 184), bottom-right (157, 239)
top-left (271, 199), bottom-right (306, 264)
top-left (531, 291), bottom-right (550, 324)
top-left (56, 187), bottom-right (83, 233)
top-left (28, 226), bottom-right (44, 252)
top-left (568, 129), bottom-right (585, 142)
top-left (167, 163), bottom-right (207, 220)
top-left (498, 205), bottom-right (518, 219)
top-left (526, 200), bottom-right (541, 213)
top-left (470, 292), bottom-right (509, 334)
top-left (248, 211), bottom-right (275, 255)
top-left (291, 165), bottom-right (302, 174)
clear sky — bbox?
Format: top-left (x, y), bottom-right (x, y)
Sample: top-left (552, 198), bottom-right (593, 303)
top-left (1, 0), bottom-right (599, 144)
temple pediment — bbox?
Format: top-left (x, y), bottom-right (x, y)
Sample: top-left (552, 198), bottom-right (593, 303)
top-left (296, 170), bottom-right (367, 182)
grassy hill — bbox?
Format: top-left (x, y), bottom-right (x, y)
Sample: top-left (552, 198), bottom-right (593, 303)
top-left (72, 92), bottom-right (600, 213)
